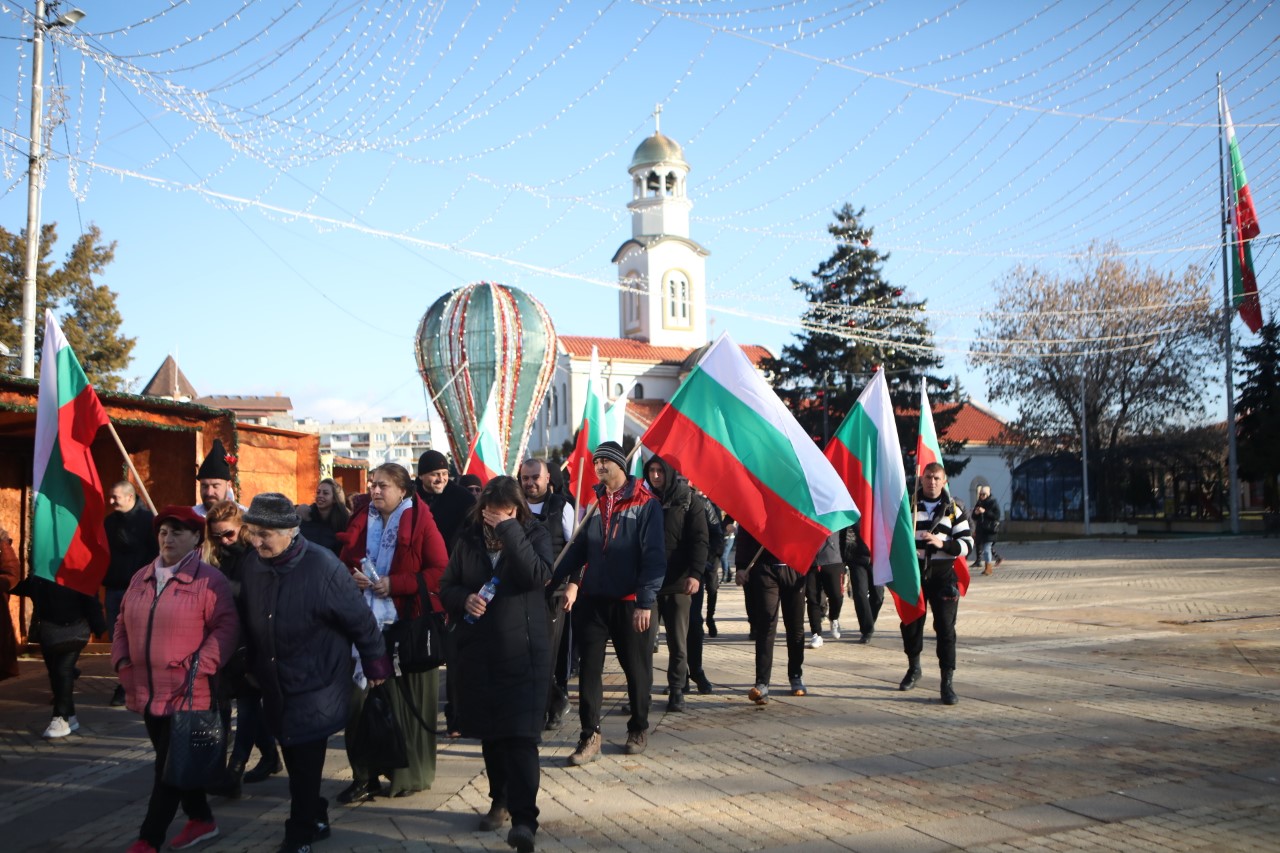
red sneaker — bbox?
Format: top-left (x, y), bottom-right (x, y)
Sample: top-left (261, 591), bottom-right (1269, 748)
top-left (169, 820), bottom-right (218, 850)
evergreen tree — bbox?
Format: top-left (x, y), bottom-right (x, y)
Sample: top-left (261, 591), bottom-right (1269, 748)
top-left (0, 223), bottom-right (134, 391)
top-left (765, 203), bottom-right (964, 473)
top-left (1237, 319), bottom-right (1280, 510)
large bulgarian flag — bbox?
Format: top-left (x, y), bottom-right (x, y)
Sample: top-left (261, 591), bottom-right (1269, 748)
top-left (564, 346), bottom-right (607, 509)
top-left (604, 379), bottom-right (644, 477)
top-left (463, 386), bottom-right (505, 484)
top-left (1222, 89), bottom-right (1263, 334)
top-left (32, 309), bottom-right (112, 596)
top-left (825, 369), bottom-right (922, 621)
top-left (917, 381), bottom-right (970, 599)
top-left (641, 332), bottom-right (860, 572)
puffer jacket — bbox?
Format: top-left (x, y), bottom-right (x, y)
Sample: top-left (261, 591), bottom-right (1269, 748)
top-left (111, 549), bottom-right (238, 717)
top-left (241, 536), bottom-right (391, 746)
top-left (553, 476), bottom-right (666, 609)
top-left (645, 456), bottom-right (709, 594)
top-left (339, 497), bottom-right (449, 620)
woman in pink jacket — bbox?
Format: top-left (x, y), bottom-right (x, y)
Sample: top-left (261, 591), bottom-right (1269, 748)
top-left (112, 506), bottom-right (238, 853)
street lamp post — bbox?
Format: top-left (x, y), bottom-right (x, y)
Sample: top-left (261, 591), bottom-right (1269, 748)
top-left (19, 1), bottom-right (84, 378)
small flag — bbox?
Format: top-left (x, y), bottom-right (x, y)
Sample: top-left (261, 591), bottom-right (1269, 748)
top-left (463, 386), bottom-right (505, 484)
top-left (565, 347), bottom-right (607, 508)
top-left (1222, 89), bottom-right (1263, 333)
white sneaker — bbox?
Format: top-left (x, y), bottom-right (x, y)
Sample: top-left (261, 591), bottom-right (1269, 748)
top-left (830, 620), bottom-right (842, 640)
top-left (42, 716), bottom-right (72, 739)
top-left (808, 632), bottom-right (823, 649)
top-left (68, 716), bottom-right (80, 732)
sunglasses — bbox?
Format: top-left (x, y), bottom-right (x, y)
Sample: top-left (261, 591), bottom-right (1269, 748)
top-left (211, 529), bottom-right (238, 542)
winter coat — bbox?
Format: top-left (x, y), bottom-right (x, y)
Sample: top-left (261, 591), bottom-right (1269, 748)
top-left (416, 480), bottom-right (476, 553)
top-left (339, 497), bottom-right (449, 619)
top-left (439, 518), bottom-right (553, 740)
top-left (973, 496), bottom-right (1001, 542)
top-left (111, 550), bottom-right (238, 717)
top-left (28, 574), bottom-right (108, 634)
top-left (840, 524), bottom-right (872, 575)
top-left (103, 504), bottom-right (158, 590)
top-left (812, 531), bottom-right (844, 571)
top-left (553, 476), bottom-right (666, 609)
top-left (645, 457), bottom-right (709, 593)
top-left (241, 536), bottom-right (391, 745)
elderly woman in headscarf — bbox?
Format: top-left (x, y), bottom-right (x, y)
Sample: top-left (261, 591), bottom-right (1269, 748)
top-left (440, 476), bottom-right (552, 853)
top-left (238, 493), bottom-right (390, 853)
top-left (338, 462), bottom-right (448, 802)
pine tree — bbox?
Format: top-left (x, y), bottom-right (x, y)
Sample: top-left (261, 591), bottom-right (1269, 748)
top-left (765, 203), bottom-right (964, 471)
top-left (0, 223), bottom-right (134, 391)
top-left (1237, 319), bottom-right (1280, 510)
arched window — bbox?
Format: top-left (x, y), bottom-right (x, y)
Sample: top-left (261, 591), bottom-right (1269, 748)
top-left (613, 383), bottom-right (624, 397)
top-left (662, 270), bottom-right (692, 330)
top-left (633, 383), bottom-right (644, 399)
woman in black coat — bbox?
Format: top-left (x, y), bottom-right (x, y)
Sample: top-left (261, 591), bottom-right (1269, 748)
top-left (439, 476), bottom-right (552, 853)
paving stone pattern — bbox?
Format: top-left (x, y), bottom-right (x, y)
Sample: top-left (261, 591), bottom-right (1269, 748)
top-left (2, 537), bottom-right (1277, 851)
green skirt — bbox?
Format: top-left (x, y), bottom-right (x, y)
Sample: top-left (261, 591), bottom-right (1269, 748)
top-left (347, 668), bottom-right (438, 794)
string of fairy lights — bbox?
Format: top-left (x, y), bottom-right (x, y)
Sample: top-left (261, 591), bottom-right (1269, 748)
top-left (0, 0), bottom-right (1277, 368)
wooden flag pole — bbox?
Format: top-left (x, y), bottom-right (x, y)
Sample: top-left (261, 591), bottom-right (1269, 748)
top-left (550, 441), bottom-right (642, 574)
top-left (104, 420), bottom-right (156, 514)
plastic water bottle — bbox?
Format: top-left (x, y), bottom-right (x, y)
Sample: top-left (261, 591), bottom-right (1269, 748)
top-left (361, 557), bottom-right (379, 583)
top-left (464, 576), bottom-right (500, 624)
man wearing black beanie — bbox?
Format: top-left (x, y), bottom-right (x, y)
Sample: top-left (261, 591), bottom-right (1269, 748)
top-left (415, 450), bottom-right (475, 552)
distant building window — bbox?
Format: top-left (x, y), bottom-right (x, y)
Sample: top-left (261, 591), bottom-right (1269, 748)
top-left (614, 383), bottom-right (624, 397)
top-left (633, 383), bottom-right (644, 399)
top-left (663, 270), bottom-right (692, 330)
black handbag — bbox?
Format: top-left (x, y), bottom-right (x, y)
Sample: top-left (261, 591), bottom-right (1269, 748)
top-left (162, 652), bottom-right (226, 789)
top-left (349, 682), bottom-right (408, 771)
top-left (383, 574), bottom-right (446, 674)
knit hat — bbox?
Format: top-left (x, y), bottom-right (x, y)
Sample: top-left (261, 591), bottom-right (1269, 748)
top-left (196, 438), bottom-right (234, 480)
top-left (153, 505), bottom-right (206, 536)
top-left (458, 474), bottom-right (483, 492)
top-left (592, 441), bottom-right (627, 471)
top-left (417, 449), bottom-right (449, 475)
top-left (243, 493), bottom-right (301, 529)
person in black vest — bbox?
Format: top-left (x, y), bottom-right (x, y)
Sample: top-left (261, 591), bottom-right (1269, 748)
top-left (416, 449), bottom-right (476, 737)
top-left (103, 481), bottom-right (157, 706)
top-left (520, 458), bottom-right (575, 730)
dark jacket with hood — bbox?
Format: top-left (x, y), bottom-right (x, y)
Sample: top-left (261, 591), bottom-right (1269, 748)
top-left (241, 535), bottom-right (391, 746)
top-left (103, 504), bottom-right (158, 590)
top-left (439, 517), bottom-right (553, 741)
top-left (645, 456), bottom-right (710, 594)
top-left (417, 479), bottom-right (476, 553)
top-left (553, 476), bottom-right (666, 609)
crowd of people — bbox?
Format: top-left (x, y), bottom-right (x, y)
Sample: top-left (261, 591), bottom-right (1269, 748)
top-left (2, 436), bottom-right (1003, 853)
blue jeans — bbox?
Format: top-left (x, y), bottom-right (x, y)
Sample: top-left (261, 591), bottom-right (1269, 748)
top-left (977, 540), bottom-right (995, 564)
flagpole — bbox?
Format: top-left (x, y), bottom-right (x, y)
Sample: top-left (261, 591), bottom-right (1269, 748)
top-left (550, 442), bottom-right (642, 574)
top-left (104, 421), bottom-right (157, 514)
top-left (1217, 75), bottom-right (1242, 535)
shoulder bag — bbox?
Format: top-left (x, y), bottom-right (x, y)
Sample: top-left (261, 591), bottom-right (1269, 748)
top-left (162, 651), bottom-right (227, 789)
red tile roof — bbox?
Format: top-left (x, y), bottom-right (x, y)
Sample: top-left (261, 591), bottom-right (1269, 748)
top-left (559, 335), bottom-right (772, 366)
top-left (897, 401), bottom-right (1008, 445)
top-left (622, 399), bottom-right (667, 430)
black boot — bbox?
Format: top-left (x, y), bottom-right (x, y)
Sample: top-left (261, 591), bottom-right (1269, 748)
top-left (899, 657), bottom-right (922, 691)
top-left (691, 672), bottom-right (714, 694)
top-left (940, 669), bottom-right (958, 705)
top-left (243, 748), bottom-right (283, 784)
top-left (208, 757), bottom-right (245, 798)
top-left (706, 617), bottom-right (717, 638)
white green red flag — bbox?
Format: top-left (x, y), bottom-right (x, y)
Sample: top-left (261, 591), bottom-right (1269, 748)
top-left (1222, 89), bottom-right (1263, 333)
top-left (32, 310), bottom-right (112, 596)
top-left (825, 369), bottom-right (922, 621)
top-left (641, 332), bottom-right (860, 572)
top-left (565, 347), bottom-right (607, 509)
top-left (463, 386), bottom-right (505, 484)
top-left (604, 383), bottom-right (644, 477)
top-left (917, 382), bottom-right (970, 599)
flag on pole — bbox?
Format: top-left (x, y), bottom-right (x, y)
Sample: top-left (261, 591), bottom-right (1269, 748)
top-left (824, 369), bottom-right (922, 621)
top-left (604, 381), bottom-right (644, 477)
top-left (32, 310), bottom-right (112, 596)
top-left (917, 381), bottom-right (970, 599)
top-left (564, 347), bottom-right (607, 507)
top-left (641, 332), bottom-right (860, 572)
top-left (462, 386), bottom-right (505, 484)
top-left (1222, 89), bottom-right (1264, 333)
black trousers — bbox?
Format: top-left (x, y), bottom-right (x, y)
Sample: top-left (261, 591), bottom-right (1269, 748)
top-left (544, 592), bottom-right (569, 715)
top-left (748, 564), bottom-right (806, 687)
top-left (805, 564), bottom-right (846, 633)
top-left (654, 592), bottom-right (691, 691)
top-left (574, 596), bottom-right (654, 734)
top-left (703, 563), bottom-right (719, 620)
top-left (900, 568), bottom-right (960, 671)
top-left (687, 584), bottom-right (707, 679)
top-left (141, 713), bottom-right (214, 849)
top-left (41, 640), bottom-right (84, 719)
top-left (849, 564), bottom-right (884, 636)
top-left (280, 737), bottom-right (329, 844)
top-left (482, 736), bottom-right (540, 831)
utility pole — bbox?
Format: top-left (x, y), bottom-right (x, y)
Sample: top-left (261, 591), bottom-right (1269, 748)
top-left (19, 2), bottom-right (84, 379)
top-left (1080, 361), bottom-right (1092, 536)
top-left (1217, 76), bottom-right (1242, 535)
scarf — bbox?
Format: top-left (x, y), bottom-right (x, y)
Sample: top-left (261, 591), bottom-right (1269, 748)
top-left (266, 534), bottom-right (305, 567)
top-left (366, 496), bottom-right (413, 577)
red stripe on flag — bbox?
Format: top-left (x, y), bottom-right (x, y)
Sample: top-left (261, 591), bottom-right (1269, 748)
top-left (56, 385), bottom-right (111, 595)
top-left (645, 405), bottom-right (828, 572)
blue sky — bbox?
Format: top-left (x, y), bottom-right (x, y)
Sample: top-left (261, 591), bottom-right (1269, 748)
top-left (1, 1), bottom-right (1276, 427)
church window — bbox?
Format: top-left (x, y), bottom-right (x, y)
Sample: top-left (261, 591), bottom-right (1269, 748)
top-left (662, 270), bottom-right (693, 330)
top-left (633, 383), bottom-right (644, 399)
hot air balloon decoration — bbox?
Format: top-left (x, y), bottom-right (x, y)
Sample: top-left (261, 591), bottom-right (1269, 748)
top-left (415, 283), bottom-right (558, 473)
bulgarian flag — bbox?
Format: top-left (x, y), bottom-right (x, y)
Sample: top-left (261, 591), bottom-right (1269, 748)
top-left (463, 386), bottom-right (505, 484)
top-left (641, 332), bottom-right (860, 572)
top-left (917, 381), bottom-right (970, 599)
top-left (32, 310), bottom-right (112, 596)
top-left (825, 369), bottom-right (921, 621)
top-left (1222, 89), bottom-right (1263, 334)
top-left (564, 347), bottom-right (607, 509)
top-left (605, 379), bottom-right (644, 477)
